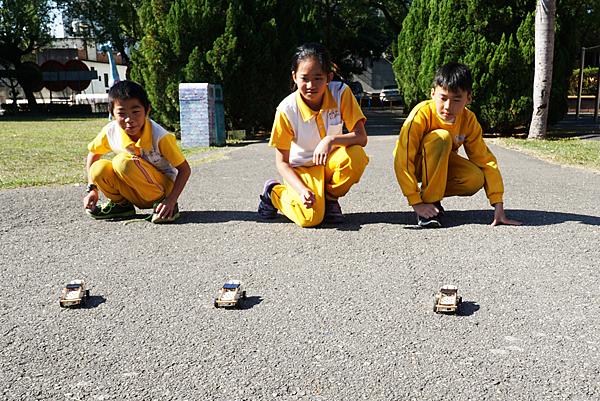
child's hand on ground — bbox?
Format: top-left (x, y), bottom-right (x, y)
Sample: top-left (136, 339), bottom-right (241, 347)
top-left (83, 191), bottom-right (98, 210)
top-left (300, 189), bottom-right (316, 209)
top-left (313, 137), bottom-right (333, 166)
top-left (412, 202), bottom-right (441, 219)
top-left (491, 202), bottom-right (522, 226)
top-left (154, 199), bottom-right (177, 219)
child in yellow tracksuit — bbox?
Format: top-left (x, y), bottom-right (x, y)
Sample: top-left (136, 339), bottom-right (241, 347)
top-left (394, 62), bottom-right (520, 228)
top-left (258, 43), bottom-right (369, 227)
top-left (83, 80), bottom-right (191, 223)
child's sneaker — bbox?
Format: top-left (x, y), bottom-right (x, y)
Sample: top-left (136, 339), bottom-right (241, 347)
top-left (258, 180), bottom-right (280, 219)
top-left (151, 203), bottom-right (180, 224)
top-left (323, 200), bottom-right (345, 223)
top-left (417, 201), bottom-right (444, 228)
top-left (87, 200), bottom-right (135, 219)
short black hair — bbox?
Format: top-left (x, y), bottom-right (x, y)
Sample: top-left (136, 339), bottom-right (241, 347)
top-left (432, 62), bottom-right (473, 94)
top-left (108, 80), bottom-right (150, 115)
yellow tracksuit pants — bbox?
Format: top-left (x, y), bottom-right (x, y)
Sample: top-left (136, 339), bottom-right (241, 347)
top-left (415, 129), bottom-right (484, 203)
top-left (90, 153), bottom-right (174, 209)
top-left (270, 145), bottom-right (369, 227)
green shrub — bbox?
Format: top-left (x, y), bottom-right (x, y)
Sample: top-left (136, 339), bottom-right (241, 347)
top-left (394, 0), bottom-right (576, 134)
top-left (569, 68), bottom-right (599, 96)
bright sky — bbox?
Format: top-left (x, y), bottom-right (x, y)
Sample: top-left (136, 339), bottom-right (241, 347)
top-left (48, 2), bottom-right (65, 38)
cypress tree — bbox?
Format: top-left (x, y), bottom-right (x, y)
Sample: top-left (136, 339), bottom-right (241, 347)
top-left (394, 0), bottom-right (574, 134)
top-left (131, 0), bottom-right (228, 131)
top-left (207, 0), bottom-right (305, 133)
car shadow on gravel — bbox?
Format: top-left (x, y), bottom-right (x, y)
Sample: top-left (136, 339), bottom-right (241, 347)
top-left (457, 301), bottom-right (480, 316)
top-left (239, 296), bottom-right (262, 310)
top-left (82, 296), bottom-right (106, 309)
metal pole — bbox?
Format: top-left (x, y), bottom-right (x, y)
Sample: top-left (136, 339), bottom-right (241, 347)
top-left (576, 47), bottom-right (585, 120)
top-left (595, 50), bottom-right (600, 122)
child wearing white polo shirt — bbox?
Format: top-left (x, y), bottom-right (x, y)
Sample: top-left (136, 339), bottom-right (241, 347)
top-left (258, 43), bottom-right (369, 227)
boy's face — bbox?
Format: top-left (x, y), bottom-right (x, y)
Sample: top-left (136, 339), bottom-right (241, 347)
top-left (430, 86), bottom-right (472, 122)
top-left (111, 98), bottom-right (150, 138)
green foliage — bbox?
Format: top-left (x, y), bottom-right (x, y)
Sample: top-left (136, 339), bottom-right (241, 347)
top-left (0, 0), bottom-right (53, 67)
top-left (57, 0), bottom-right (143, 65)
top-left (131, 0), bottom-right (227, 132)
top-left (132, 0), bottom-right (309, 133)
top-left (311, 0), bottom-right (396, 79)
top-left (569, 68), bottom-right (599, 96)
top-left (394, 0), bottom-right (576, 134)
top-left (0, 0), bottom-right (53, 108)
top-left (207, 0), bottom-right (304, 132)
top-left (131, 0), bottom-right (406, 132)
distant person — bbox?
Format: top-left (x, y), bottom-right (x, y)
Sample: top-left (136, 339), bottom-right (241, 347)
top-left (258, 43), bottom-right (369, 227)
top-left (83, 80), bottom-right (191, 223)
top-left (393, 62), bottom-right (521, 228)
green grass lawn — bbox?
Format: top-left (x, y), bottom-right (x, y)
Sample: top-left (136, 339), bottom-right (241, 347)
top-left (0, 116), bottom-right (209, 189)
top-left (488, 133), bottom-right (600, 173)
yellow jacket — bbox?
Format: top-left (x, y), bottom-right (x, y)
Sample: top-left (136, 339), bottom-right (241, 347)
top-left (394, 100), bottom-right (504, 206)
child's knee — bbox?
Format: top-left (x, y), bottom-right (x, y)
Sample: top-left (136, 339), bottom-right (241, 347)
top-left (112, 153), bottom-right (136, 176)
top-left (423, 129), bottom-right (452, 152)
top-left (330, 145), bottom-right (369, 175)
top-left (295, 201), bottom-right (325, 227)
top-left (451, 168), bottom-right (484, 195)
top-left (466, 168), bottom-right (485, 193)
top-left (89, 159), bottom-right (115, 182)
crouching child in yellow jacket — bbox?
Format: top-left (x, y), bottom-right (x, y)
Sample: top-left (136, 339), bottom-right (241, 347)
top-left (393, 62), bottom-right (520, 228)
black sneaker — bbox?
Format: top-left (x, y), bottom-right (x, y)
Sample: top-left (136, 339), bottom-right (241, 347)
top-left (258, 180), bottom-right (279, 219)
top-left (87, 200), bottom-right (135, 219)
top-left (417, 201), bottom-right (444, 228)
top-left (151, 203), bottom-right (180, 223)
top-left (323, 200), bottom-right (345, 223)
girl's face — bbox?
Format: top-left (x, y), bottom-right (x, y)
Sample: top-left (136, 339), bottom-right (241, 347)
top-left (292, 57), bottom-right (333, 111)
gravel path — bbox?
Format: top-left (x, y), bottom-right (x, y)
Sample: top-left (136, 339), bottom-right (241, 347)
top-left (1, 110), bottom-right (600, 400)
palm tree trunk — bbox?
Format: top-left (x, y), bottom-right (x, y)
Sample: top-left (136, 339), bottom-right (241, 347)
top-left (528, 0), bottom-right (556, 140)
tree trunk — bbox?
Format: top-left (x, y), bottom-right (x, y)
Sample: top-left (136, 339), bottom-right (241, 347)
top-left (528, 0), bottom-right (555, 140)
top-left (15, 63), bottom-right (39, 112)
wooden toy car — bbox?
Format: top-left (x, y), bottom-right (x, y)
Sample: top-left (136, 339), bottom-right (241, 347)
top-left (59, 280), bottom-right (90, 308)
top-left (433, 285), bottom-right (462, 314)
top-left (214, 280), bottom-right (246, 309)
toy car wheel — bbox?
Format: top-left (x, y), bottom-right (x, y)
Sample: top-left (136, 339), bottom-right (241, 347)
top-left (80, 298), bottom-right (86, 307)
top-left (236, 300), bottom-right (243, 309)
top-left (85, 290), bottom-right (90, 299)
top-left (214, 299), bottom-right (219, 308)
top-left (457, 296), bottom-right (462, 304)
top-left (433, 298), bottom-right (438, 313)
top-left (242, 291), bottom-right (247, 299)
top-left (59, 300), bottom-right (65, 308)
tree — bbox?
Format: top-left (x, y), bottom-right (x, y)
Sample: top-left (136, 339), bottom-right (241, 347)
top-left (306, 0), bottom-right (406, 79)
top-left (0, 0), bottom-right (53, 110)
top-left (394, 0), bottom-right (574, 135)
top-left (131, 0), bottom-right (227, 131)
top-left (207, 0), bottom-right (306, 132)
top-left (528, 0), bottom-right (556, 140)
top-left (131, 0), bottom-right (408, 132)
top-left (57, 0), bottom-right (143, 66)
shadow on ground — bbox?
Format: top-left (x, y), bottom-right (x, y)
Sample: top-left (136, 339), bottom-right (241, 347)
top-left (170, 209), bottom-right (600, 228)
top-left (458, 301), bottom-right (480, 317)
